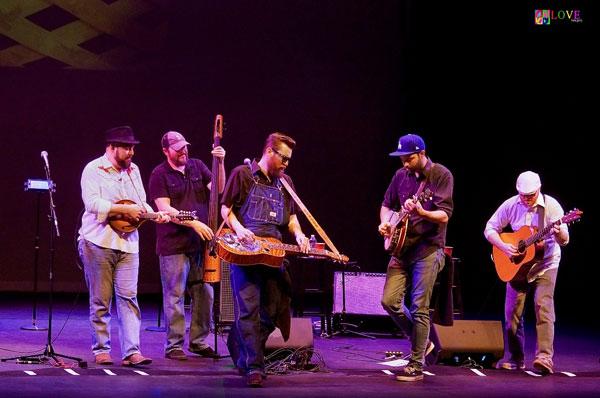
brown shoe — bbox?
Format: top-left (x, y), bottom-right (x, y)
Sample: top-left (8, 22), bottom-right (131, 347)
top-left (246, 373), bottom-right (263, 387)
top-left (95, 353), bottom-right (113, 365)
top-left (533, 357), bottom-right (554, 374)
top-left (122, 353), bottom-right (152, 366)
top-left (165, 349), bottom-right (188, 361)
top-left (188, 345), bottom-right (216, 358)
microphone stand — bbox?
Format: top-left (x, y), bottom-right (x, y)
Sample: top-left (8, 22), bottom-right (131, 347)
top-left (20, 187), bottom-right (48, 332)
top-left (2, 156), bottom-right (85, 367)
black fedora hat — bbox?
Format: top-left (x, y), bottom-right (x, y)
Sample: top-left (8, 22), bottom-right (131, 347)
top-left (105, 126), bottom-right (140, 144)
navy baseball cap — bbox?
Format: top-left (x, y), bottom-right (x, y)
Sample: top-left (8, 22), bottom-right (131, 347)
top-left (389, 134), bottom-right (426, 156)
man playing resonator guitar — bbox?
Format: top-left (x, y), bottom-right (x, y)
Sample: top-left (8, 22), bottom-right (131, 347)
top-left (220, 132), bottom-right (309, 387)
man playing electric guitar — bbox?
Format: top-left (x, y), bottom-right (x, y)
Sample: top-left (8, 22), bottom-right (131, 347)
top-left (484, 171), bottom-right (570, 375)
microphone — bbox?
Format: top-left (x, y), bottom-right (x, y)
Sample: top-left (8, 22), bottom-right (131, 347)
top-left (244, 158), bottom-right (251, 168)
top-left (41, 151), bottom-right (50, 170)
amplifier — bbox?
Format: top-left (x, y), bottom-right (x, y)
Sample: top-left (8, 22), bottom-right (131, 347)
top-left (333, 272), bottom-right (387, 316)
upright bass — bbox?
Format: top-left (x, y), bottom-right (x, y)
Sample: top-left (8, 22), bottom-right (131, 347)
top-left (203, 115), bottom-right (223, 282)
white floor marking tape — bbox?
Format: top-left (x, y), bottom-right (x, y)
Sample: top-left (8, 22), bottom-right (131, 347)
top-left (470, 369), bottom-right (486, 376)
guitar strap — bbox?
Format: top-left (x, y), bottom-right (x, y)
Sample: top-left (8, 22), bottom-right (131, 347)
top-left (279, 176), bottom-right (341, 255)
top-left (536, 194), bottom-right (546, 229)
top-left (127, 168), bottom-right (146, 207)
top-left (413, 162), bottom-right (433, 198)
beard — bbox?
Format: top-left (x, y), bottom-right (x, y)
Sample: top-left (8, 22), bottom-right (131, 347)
top-left (169, 151), bottom-right (188, 167)
top-left (271, 166), bottom-right (286, 178)
top-left (116, 157), bottom-right (132, 169)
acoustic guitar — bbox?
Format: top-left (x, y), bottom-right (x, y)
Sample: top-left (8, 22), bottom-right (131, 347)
top-left (108, 199), bottom-right (197, 233)
top-left (216, 229), bottom-right (349, 267)
top-left (384, 188), bottom-right (433, 257)
top-left (492, 209), bottom-right (582, 282)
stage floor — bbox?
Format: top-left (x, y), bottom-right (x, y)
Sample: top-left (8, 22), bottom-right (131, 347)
top-left (1, 293), bottom-right (598, 397)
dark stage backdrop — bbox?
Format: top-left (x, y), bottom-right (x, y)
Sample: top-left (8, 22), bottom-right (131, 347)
top-left (0, 2), bottom-right (592, 325)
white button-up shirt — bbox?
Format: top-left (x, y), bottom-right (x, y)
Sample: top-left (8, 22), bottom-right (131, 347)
top-left (78, 154), bottom-right (152, 253)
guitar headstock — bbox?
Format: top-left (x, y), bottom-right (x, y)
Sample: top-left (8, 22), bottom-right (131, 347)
top-left (562, 208), bottom-right (583, 225)
top-left (177, 210), bottom-right (198, 221)
top-left (418, 188), bottom-right (434, 203)
top-left (214, 114), bottom-right (223, 140)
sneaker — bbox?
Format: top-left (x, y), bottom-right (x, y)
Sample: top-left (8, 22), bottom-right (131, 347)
top-left (188, 345), bottom-right (216, 358)
top-left (533, 357), bottom-right (554, 374)
top-left (165, 349), bottom-right (188, 361)
top-left (501, 359), bottom-right (526, 371)
top-left (122, 353), bottom-right (152, 366)
top-left (396, 365), bottom-right (424, 382)
top-left (94, 353), bottom-right (113, 365)
top-left (246, 372), bottom-right (263, 387)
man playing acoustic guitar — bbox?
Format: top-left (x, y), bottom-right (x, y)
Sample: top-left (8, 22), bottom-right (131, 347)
top-left (485, 171), bottom-right (569, 375)
top-left (78, 126), bottom-right (170, 366)
top-left (379, 133), bottom-right (454, 382)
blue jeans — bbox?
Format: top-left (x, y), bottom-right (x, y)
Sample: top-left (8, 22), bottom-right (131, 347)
top-left (227, 264), bottom-right (283, 376)
top-left (78, 239), bottom-right (142, 359)
top-left (159, 253), bottom-right (214, 352)
top-left (381, 249), bottom-right (444, 369)
top-left (504, 267), bottom-right (557, 362)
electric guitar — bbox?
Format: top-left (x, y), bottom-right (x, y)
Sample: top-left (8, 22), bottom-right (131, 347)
top-left (384, 188), bottom-right (433, 257)
top-left (216, 228), bottom-right (349, 267)
top-left (493, 209), bottom-right (582, 282)
top-left (108, 199), bottom-right (198, 233)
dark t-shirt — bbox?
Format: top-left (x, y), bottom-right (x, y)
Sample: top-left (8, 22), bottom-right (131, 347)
top-left (382, 158), bottom-right (454, 263)
top-left (221, 159), bottom-right (296, 238)
top-left (149, 158), bottom-right (212, 256)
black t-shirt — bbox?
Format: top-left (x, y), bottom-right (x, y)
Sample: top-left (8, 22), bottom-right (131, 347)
top-left (382, 158), bottom-right (454, 263)
top-left (149, 158), bottom-right (212, 256)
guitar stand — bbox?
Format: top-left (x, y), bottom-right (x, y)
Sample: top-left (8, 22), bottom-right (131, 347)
top-left (329, 262), bottom-right (376, 340)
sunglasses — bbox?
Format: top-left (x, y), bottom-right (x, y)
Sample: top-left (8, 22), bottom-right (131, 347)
top-left (271, 147), bottom-right (291, 163)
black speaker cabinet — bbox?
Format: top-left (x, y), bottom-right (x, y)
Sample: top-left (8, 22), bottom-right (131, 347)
top-left (433, 320), bottom-right (504, 367)
top-left (217, 260), bottom-right (235, 324)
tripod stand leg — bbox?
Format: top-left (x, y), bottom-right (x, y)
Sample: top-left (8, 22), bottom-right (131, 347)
top-left (146, 294), bottom-right (166, 332)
